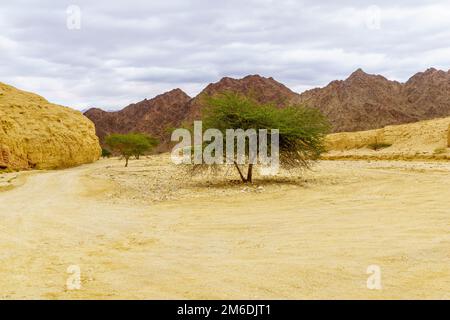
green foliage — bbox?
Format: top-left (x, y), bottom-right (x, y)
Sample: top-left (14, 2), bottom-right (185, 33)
top-left (105, 133), bottom-right (158, 166)
top-left (367, 142), bottom-right (392, 151)
top-left (132, 134), bottom-right (158, 159)
top-left (193, 92), bottom-right (330, 182)
top-left (101, 148), bottom-right (112, 158)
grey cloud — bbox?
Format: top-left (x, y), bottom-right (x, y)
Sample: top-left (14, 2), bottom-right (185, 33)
top-left (1, 0), bottom-right (450, 110)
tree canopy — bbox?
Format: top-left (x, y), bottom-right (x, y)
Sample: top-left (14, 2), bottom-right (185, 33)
top-left (105, 133), bottom-right (158, 167)
top-left (192, 92), bottom-right (330, 182)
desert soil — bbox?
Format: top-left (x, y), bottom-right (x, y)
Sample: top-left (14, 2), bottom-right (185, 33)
top-left (0, 155), bottom-right (449, 299)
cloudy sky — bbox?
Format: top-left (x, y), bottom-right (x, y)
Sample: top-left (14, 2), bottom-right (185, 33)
top-left (1, 0), bottom-right (450, 110)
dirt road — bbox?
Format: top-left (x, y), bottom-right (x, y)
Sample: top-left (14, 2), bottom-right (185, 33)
top-left (0, 158), bottom-right (449, 299)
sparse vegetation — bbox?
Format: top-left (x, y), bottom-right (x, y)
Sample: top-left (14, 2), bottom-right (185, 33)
top-left (189, 92), bottom-right (330, 183)
top-left (0, 168), bottom-right (14, 174)
top-left (105, 133), bottom-right (158, 167)
top-left (101, 148), bottom-right (112, 158)
top-left (433, 147), bottom-right (447, 155)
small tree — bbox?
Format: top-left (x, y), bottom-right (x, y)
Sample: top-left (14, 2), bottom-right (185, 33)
top-left (101, 148), bottom-right (112, 158)
top-left (191, 92), bottom-right (330, 183)
top-left (133, 134), bottom-right (158, 159)
top-left (105, 133), bottom-right (158, 167)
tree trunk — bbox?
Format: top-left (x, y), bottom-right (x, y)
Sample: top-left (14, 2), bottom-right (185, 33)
top-left (125, 156), bottom-right (129, 167)
top-left (233, 161), bottom-right (247, 183)
top-left (246, 164), bottom-right (253, 183)
top-left (136, 154), bottom-right (140, 160)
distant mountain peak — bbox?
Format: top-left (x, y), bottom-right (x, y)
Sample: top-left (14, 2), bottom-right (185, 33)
top-left (149, 88), bottom-right (191, 102)
top-left (424, 67), bottom-right (438, 73)
top-left (166, 88), bottom-right (190, 96)
top-left (351, 68), bottom-right (366, 75)
top-left (407, 67), bottom-right (450, 83)
top-left (242, 74), bottom-right (267, 80)
top-left (347, 68), bottom-right (373, 81)
top-left (213, 74), bottom-right (280, 85)
top-left (184, 74), bottom-right (300, 120)
top-left (84, 107), bottom-right (105, 114)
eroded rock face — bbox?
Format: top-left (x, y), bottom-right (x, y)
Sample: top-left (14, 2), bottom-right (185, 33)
top-left (404, 68), bottom-right (450, 119)
top-left (0, 144), bottom-right (11, 169)
top-left (0, 83), bottom-right (101, 170)
top-left (84, 89), bottom-right (191, 150)
top-left (185, 75), bottom-right (300, 119)
top-left (299, 68), bottom-right (450, 133)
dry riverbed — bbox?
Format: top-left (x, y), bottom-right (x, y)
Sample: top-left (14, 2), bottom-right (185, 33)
top-left (0, 155), bottom-right (449, 299)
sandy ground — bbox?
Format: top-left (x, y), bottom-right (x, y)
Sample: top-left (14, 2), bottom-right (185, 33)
top-left (0, 155), bottom-right (449, 299)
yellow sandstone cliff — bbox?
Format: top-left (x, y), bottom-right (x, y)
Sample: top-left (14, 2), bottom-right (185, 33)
top-left (0, 82), bottom-right (101, 170)
top-left (324, 117), bottom-right (450, 160)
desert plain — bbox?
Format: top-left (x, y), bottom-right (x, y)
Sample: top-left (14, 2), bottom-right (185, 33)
top-left (1, 155), bottom-right (449, 299)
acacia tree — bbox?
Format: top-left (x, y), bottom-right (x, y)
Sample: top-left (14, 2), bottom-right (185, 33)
top-left (105, 133), bottom-right (158, 167)
top-left (133, 135), bottom-right (158, 159)
top-left (191, 92), bottom-right (330, 183)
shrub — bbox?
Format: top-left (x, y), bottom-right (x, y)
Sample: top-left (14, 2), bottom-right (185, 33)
top-left (101, 148), bottom-right (112, 158)
top-left (433, 147), bottom-right (447, 155)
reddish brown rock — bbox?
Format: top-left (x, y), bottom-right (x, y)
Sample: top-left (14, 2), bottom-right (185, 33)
top-left (185, 75), bottom-right (300, 119)
top-left (403, 68), bottom-right (450, 119)
top-left (84, 89), bottom-right (191, 150)
top-left (299, 68), bottom-right (450, 132)
top-left (85, 69), bottom-right (450, 151)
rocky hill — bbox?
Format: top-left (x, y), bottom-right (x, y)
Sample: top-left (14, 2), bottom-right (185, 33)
top-left (0, 83), bottom-right (101, 170)
top-left (403, 68), bottom-right (450, 119)
top-left (299, 68), bottom-right (450, 132)
top-left (298, 69), bottom-right (411, 132)
top-left (84, 68), bottom-right (450, 150)
top-left (84, 89), bottom-right (191, 149)
top-left (185, 75), bottom-right (300, 119)
top-left (85, 75), bottom-right (301, 148)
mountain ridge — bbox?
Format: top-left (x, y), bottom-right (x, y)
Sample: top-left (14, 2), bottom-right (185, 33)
top-left (84, 68), bottom-right (450, 148)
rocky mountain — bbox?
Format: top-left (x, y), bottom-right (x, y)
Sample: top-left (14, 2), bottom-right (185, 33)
top-left (84, 75), bottom-right (298, 148)
top-left (299, 68), bottom-right (450, 132)
top-left (0, 82), bottom-right (101, 170)
top-left (185, 75), bottom-right (300, 119)
top-left (84, 68), bottom-right (450, 150)
top-left (403, 68), bottom-right (450, 119)
top-left (299, 69), bottom-right (409, 132)
top-left (84, 89), bottom-right (191, 149)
